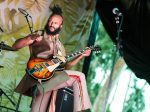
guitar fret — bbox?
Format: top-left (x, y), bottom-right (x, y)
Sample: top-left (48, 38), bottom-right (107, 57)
top-left (71, 54), bottom-right (75, 57)
top-left (65, 50), bottom-right (85, 60)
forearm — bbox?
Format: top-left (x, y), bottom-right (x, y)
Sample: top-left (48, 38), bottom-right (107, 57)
top-left (66, 55), bottom-right (83, 69)
top-left (65, 49), bottom-right (91, 69)
top-left (12, 36), bottom-right (34, 50)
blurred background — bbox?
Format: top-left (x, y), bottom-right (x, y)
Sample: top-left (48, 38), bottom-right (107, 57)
top-left (0, 0), bottom-right (150, 112)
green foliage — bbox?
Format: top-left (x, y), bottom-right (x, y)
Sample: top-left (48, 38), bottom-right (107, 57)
top-left (95, 22), bottom-right (115, 71)
top-left (106, 104), bottom-right (111, 112)
top-left (123, 79), bottom-right (145, 112)
top-left (0, 0), bottom-right (96, 111)
top-left (87, 21), bottom-right (115, 104)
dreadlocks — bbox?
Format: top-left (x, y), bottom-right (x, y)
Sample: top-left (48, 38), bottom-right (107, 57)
top-left (44, 5), bottom-right (63, 35)
top-left (50, 5), bottom-right (63, 18)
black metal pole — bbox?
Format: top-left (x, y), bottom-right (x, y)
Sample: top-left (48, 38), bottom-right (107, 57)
top-left (15, 94), bottom-right (22, 112)
top-left (0, 89), bottom-right (16, 106)
top-left (25, 15), bottom-right (33, 34)
top-left (0, 105), bottom-right (21, 112)
top-left (0, 26), bottom-right (3, 32)
top-left (102, 13), bottom-right (124, 112)
top-left (15, 11), bottom-right (33, 112)
top-left (82, 11), bottom-right (100, 77)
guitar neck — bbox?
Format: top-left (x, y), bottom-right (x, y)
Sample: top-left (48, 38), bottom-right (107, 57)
top-left (65, 49), bottom-right (87, 61)
top-left (52, 45), bottom-right (100, 63)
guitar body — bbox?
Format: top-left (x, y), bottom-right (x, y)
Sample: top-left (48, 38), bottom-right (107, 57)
top-left (27, 58), bottom-right (56, 81)
top-left (26, 45), bottom-right (100, 82)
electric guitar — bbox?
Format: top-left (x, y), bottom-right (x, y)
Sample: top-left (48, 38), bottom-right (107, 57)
top-left (26, 46), bottom-right (101, 82)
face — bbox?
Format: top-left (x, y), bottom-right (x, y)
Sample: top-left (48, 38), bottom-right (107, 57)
top-left (45, 15), bottom-right (63, 35)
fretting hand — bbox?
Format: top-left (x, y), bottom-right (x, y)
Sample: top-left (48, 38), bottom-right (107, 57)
top-left (81, 48), bottom-right (91, 57)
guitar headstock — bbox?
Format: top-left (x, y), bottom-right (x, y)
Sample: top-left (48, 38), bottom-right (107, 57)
top-left (88, 45), bottom-right (101, 54)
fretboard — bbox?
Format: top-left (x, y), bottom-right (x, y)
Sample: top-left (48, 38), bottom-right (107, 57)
top-left (65, 49), bottom-right (86, 61)
top-left (52, 45), bottom-right (100, 63)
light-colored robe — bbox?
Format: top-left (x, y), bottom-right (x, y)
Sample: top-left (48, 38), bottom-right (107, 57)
top-left (15, 31), bottom-right (69, 96)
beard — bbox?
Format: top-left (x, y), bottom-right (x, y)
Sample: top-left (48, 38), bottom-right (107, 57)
top-left (45, 24), bottom-right (61, 35)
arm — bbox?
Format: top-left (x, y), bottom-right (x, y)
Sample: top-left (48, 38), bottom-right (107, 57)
top-left (12, 34), bottom-right (42, 50)
top-left (65, 49), bottom-right (91, 69)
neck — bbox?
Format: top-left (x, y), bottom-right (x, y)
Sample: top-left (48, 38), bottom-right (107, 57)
top-left (47, 34), bottom-right (59, 41)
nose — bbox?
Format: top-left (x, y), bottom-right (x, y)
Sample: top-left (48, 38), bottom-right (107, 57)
top-left (50, 22), bottom-right (54, 26)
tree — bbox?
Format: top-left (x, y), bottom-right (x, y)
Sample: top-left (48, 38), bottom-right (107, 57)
top-left (123, 79), bottom-right (145, 112)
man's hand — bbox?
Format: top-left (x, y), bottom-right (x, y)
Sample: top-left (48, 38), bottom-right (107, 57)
top-left (30, 34), bottom-right (43, 42)
top-left (27, 34), bottom-right (43, 44)
top-left (81, 48), bottom-right (91, 57)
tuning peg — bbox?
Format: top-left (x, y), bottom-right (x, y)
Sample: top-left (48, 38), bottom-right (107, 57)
top-left (95, 50), bottom-right (101, 54)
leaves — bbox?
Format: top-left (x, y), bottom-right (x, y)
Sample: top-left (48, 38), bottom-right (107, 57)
top-left (3, 8), bottom-right (15, 30)
top-left (23, 0), bottom-right (50, 12)
top-left (123, 80), bottom-right (146, 112)
top-left (0, 0), bottom-right (97, 111)
top-left (0, 8), bottom-right (28, 33)
top-left (34, 15), bottom-right (47, 31)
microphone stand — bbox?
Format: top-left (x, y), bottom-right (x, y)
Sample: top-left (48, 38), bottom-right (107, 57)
top-left (24, 14), bottom-right (33, 34)
top-left (18, 8), bottom-right (33, 33)
top-left (116, 14), bottom-right (124, 56)
top-left (102, 14), bottom-right (124, 112)
top-left (15, 12), bottom-right (33, 112)
top-left (0, 88), bottom-right (17, 111)
top-left (13, 11), bottom-right (33, 112)
top-left (0, 26), bottom-right (3, 32)
top-left (15, 93), bottom-right (22, 112)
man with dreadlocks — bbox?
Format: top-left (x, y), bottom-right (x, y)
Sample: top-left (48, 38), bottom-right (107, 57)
top-left (12, 5), bottom-right (92, 112)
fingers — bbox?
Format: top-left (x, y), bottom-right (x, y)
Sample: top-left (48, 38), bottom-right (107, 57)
top-left (30, 34), bottom-right (40, 40)
top-left (27, 33), bottom-right (43, 42)
top-left (82, 49), bottom-right (91, 57)
top-left (35, 36), bottom-right (43, 42)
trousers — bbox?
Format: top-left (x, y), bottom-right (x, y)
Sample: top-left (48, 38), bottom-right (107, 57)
top-left (31, 70), bottom-right (92, 112)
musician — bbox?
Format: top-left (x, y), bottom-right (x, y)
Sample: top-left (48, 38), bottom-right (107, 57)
top-left (12, 5), bottom-right (92, 112)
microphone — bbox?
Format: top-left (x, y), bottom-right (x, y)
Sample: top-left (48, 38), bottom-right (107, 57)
top-left (18, 8), bottom-right (29, 16)
top-left (112, 8), bottom-right (122, 16)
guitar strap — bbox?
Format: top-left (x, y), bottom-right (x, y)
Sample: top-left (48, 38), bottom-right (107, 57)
top-left (53, 39), bottom-right (57, 55)
top-left (53, 38), bottom-right (66, 57)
